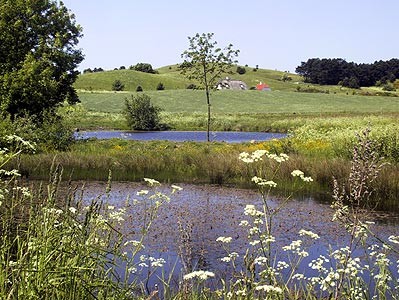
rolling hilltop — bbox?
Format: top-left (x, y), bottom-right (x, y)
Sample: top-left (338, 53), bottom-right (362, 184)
top-left (74, 65), bottom-right (303, 92)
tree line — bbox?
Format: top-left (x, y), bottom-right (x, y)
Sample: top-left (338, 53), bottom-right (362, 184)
top-left (295, 58), bottom-right (399, 88)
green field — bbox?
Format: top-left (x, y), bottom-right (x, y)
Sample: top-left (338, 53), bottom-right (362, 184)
top-left (78, 89), bottom-right (399, 115)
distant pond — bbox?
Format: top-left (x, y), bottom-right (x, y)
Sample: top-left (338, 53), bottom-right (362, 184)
top-left (75, 130), bottom-right (287, 143)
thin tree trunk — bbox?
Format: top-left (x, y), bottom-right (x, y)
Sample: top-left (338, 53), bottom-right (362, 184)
top-left (206, 88), bottom-right (210, 142)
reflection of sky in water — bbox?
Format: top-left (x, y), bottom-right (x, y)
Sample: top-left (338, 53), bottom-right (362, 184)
top-left (79, 182), bottom-right (399, 292)
top-left (74, 130), bottom-right (287, 143)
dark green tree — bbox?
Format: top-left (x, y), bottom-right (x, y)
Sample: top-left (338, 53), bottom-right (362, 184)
top-left (0, 0), bottom-right (83, 121)
top-left (123, 94), bottom-right (163, 130)
top-left (130, 63), bottom-right (158, 74)
top-left (236, 66), bottom-right (246, 74)
top-left (156, 82), bottom-right (165, 90)
top-left (112, 80), bottom-right (124, 91)
top-left (180, 33), bottom-right (239, 141)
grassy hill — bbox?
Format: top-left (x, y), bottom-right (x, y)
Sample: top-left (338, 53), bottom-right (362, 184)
top-left (74, 65), bottom-right (304, 92)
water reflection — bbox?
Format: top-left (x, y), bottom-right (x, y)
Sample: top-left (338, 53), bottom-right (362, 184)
top-left (75, 130), bottom-right (287, 143)
top-left (79, 182), bottom-right (399, 288)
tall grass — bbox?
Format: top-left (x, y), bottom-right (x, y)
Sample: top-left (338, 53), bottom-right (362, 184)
top-left (5, 113), bottom-right (399, 209)
top-left (0, 137), bottom-right (175, 299)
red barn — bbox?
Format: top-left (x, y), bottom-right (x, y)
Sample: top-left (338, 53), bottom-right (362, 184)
top-left (256, 82), bottom-right (271, 91)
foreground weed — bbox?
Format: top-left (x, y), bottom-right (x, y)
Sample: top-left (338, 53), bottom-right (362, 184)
top-left (182, 129), bottom-right (398, 299)
top-left (0, 136), bottom-right (177, 299)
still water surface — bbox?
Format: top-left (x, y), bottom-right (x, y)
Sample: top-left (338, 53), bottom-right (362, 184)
top-left (79, 181), bottom-right (399, 288)
top-left (75, 130), bottom-right (287, 143)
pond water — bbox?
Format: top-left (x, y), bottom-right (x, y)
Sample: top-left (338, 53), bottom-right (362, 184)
top-left (75, 130), bottom-right (287, 143)
top-left (79, 181), bottom-right (399, 290)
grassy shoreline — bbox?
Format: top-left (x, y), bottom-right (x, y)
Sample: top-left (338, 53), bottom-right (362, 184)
top-left (12, 137), bottom-right (399, 210)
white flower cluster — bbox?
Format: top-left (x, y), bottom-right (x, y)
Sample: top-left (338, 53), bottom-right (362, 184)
top-left (220, 252), bottom-right (239, 263)
top-left (171, 184), bottom-right (183, 192)
top-left (282, 240), bottom-right (309, 257)
top-left (183, 270), bottom-right (215, 281)
top-left (138, 255), bottom-right (166, 268)
top-left (239, 150), bottom-right (289, 164)
top-left (239, 150), bottom-right (268, 163)
top-left (255, 284), bottom-right (283, 294)
top-left (388, 235), bottom-right (399, 244)
top-left (108, 207), bottom-right (126, 223)
top-left (124, 240), bottom-right (144, 249)
top-left (299, 229), bottom-right (320, 240)
top-left (244, 204), bottom-right (264, 217)
top-left (216, 236), bottom-right (232, 244)
top-left (254, 256), bottom-right (268, 266)
top-left (291, 169), bottom-right (313, 182)
top-left (136, 189), bottom-right (149, 196)
top-left (251, 176), bottom-right (277, 188)
top-left (143, 178), bottom-right (160, 186)
top-left (267, 153), bottom-right (289, 163)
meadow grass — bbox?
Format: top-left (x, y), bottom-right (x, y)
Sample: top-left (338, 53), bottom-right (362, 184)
top-left (77, 89), bottom-right (399, 115)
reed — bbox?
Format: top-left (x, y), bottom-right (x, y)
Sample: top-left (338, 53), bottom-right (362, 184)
top-left (10, 138), bottom-right (399, 208)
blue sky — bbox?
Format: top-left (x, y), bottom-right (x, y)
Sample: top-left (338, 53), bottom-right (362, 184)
top-left (61, 0), bottom-right (399, 73)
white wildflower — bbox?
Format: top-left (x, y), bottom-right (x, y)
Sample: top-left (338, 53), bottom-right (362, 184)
top-left (150, 257), bottom-right (166, 268)
top-left (68, 207), bottom-right (77, 214)
top-left (388, 235), bottom-right (399, 244)
top-left (171, 185), bottom-right (183, 192)
top-left (144, 178), bottom-right (160, 186)
top-left (244, 204), bottom-right (263, 217)
top-left (291, 170), bottom-right (304, 177)
top-left (239, 220), bottom-right (249, 227)
top-left (216, 236), bottom-right (232, 244)
top-left (137, 189), bottom-right (149, 196)
top-left (276, 261), bottom-right (289, 270)
top-left (255, 285), bottom-right (283, 294)
top-left (127, 266), bottom-right (137, 274)
top-left (254, 256), bottom-right (268, 265)
top-left (221, 256), bottom-right (231, 262)
top-left (183, 270), bottom-right (215, 281)
top-left (299, 229), bottom-right (320, 239)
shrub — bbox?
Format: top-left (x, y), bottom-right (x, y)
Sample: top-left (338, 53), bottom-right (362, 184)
top-left (340, 76), bottom-right (360, 89)
top-left (382, 82), bottom-right (396, 91)
top-left (156, 82), bottom-right (165, 90)
top-left (280, 73), bottom-right (292, 82)
top-left (130, 63), bottom-right (158, 74)
top-left (123, 94), bottom-right (163, 130)
top-left (186, 83), bottom-right (198, 90)
top-left (236, 66), bottom-right (246, 75)
top-left (112, 79), bottom-right (124, 91)
top-left (0, 112), bottom-right (74, 152)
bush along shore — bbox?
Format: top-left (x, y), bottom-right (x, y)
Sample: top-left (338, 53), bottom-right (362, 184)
top-left (1, 131), bottom-right (399, 299)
